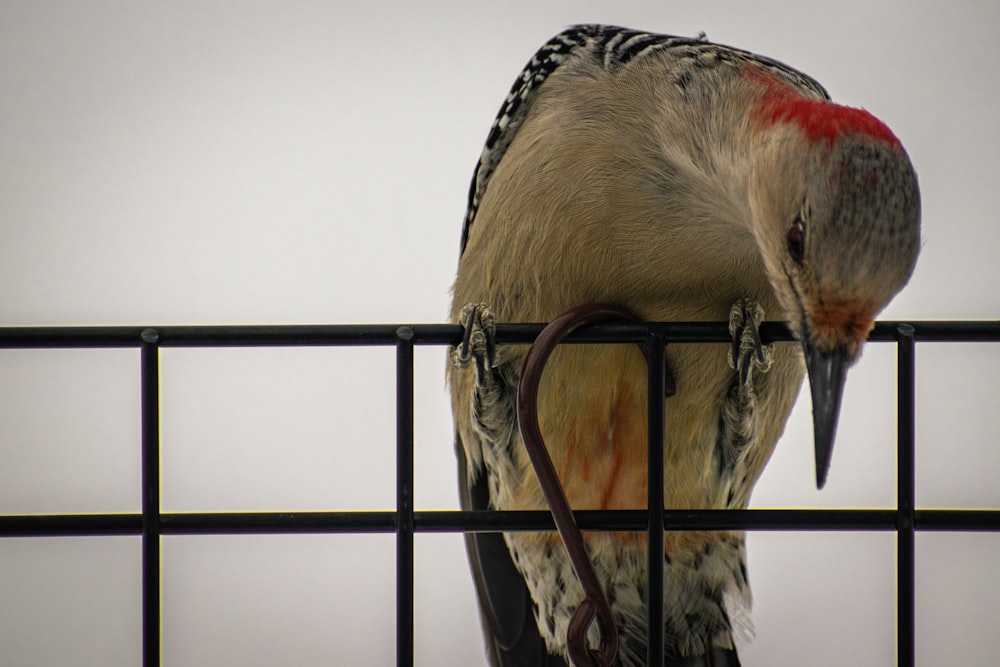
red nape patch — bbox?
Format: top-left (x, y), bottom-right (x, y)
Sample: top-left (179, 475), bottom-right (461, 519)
top-left (767, 98), bottom-right (901, 148)
top-left (744, 68), bottom-right (901, 148)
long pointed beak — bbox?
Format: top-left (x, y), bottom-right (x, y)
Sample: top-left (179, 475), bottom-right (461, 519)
top-left (803, 339), bottom-right (849, 489)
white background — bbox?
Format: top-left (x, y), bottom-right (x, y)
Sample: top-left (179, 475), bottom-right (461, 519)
top-left (1, 2), bottom-right (998, 666)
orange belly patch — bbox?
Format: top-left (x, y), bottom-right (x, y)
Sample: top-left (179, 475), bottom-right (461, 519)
top-left (556, 380), bottom-right (649, 512)
top-left (509, 347), bottom-right (741, 556)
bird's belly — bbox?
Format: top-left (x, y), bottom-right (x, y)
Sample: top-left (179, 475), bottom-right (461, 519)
top-left (501, 341), bottom-right (745, 551)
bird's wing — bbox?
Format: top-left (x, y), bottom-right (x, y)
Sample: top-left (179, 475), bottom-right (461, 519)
top-left (456, 433), bottom-right (568, 667)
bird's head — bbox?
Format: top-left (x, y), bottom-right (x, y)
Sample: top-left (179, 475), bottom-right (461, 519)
top-left (747, 86), bottom-right (920, 487)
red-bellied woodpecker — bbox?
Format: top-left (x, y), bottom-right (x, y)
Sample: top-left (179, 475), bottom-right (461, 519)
top-left (448, 24), bottom-right (920, 666)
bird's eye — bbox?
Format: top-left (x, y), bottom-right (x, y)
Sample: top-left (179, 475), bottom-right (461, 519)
top-left (787, 221), bottom-right (806, 265)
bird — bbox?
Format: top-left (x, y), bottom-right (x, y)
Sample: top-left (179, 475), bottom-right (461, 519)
top-left (447, 24), bottom-right (920, 666)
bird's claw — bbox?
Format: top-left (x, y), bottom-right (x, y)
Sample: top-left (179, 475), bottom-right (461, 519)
top-left (452, 303), bottom-right (498, 386)
top-left (727, 299), bottom-right (773, 387)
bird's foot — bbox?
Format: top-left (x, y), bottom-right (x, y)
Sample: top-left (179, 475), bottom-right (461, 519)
top-left (727, 299), bottom-right (773, 387)
top-left (452, 302), bottom-right (497, 387)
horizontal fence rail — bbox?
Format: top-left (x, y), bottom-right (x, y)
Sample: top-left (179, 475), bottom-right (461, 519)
top-left (1, 320), bottom-right (998, 667)
top-left (2, 319), bottom-right (1000, 348)
top-left (3, 508), bottom-right (999, 537)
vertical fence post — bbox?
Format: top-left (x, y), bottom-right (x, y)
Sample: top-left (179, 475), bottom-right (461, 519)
top-left (896, 324), bottom-right (916, 667)
top-left (140, 328), bottom-right (161, 667)
top-left (395, 326), bottom-right (415, 667)
top-left (647, 326), bottom-right (666, 666)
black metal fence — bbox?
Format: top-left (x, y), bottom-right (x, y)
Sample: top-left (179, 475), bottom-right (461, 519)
top-left (1, 320), bottom-right (998, 666)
